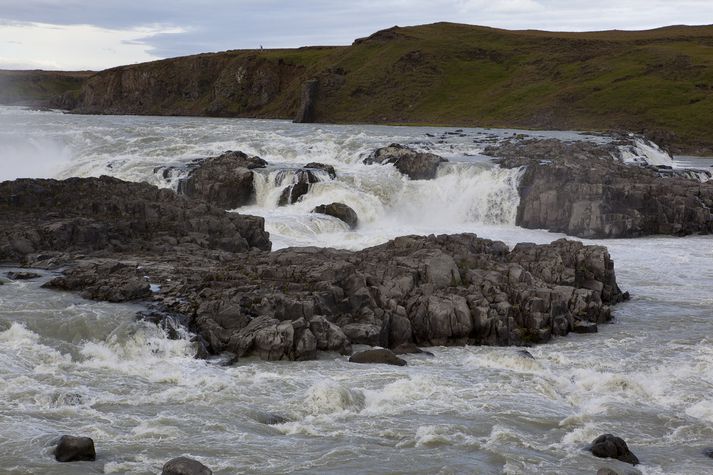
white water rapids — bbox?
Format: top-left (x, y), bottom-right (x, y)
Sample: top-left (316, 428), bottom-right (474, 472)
top-left (1, 106), bottom-right (713, 474)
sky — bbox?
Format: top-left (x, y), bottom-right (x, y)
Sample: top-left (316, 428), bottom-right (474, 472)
top-left (0, 0), bottom-right (712, 70)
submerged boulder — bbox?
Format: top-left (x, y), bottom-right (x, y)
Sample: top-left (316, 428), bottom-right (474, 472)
top-left (178, 150), bottom-right (267, 209)
top-left (349, 348), bottom-right (407, 366)
top-left (312, 203), bottom-right (359, 229)
top-left (364, 143), bottom-right (447, 180)
top-left (276, 166), bottom-right (334, 206)
top-left (589, 434), bottom-right (639, 465)
top-left (304, 162), bottom-right (337, 180)
top-left (54, 435), bottom-right (96, 462)
top-left (161, 456), bottom-right (212, 475)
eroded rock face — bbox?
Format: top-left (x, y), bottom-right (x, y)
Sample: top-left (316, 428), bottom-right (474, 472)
top-left (312, 203), bottom-right (358, 229)
top-left (487, 139), bottom-right (713, 238)
top-left (54, 435), bottom-right (96, 463)
top-left (41, 233), bottom-right (626, 362)
top-left (178, 151), bottom-right (267, 209)
top-left (0, 176), bottom-right (271, 263)
top-left (277, 165), bottom-right (335, 206)
top-left (364, 143), bottom-right (447, 180)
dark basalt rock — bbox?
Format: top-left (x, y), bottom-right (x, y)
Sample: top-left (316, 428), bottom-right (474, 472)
top-left (294, 79), bottom-right (319, 123)
top-left (161, 456), bottom-right (212, 475)
top-left (6, 271), bottom-right (41, 280)
top-left (312, 203), bottom-right (358, 229)
top-left (596, 469), bottom-right (620, 475)
top-left (38, 233), bottom-right (626, 361)
top-left (54, 435), bottom-right (96, 462)
top-left (255, 412), bottom-right (290, 425)
top-left (589, 434), bottom-right (640, 465)
top-left (0, 176), bottom-right (271, 264)
top-left (278, 181), bottom-right (310, 206)
top-left (304, 162), bottom-right (337, 179)
top-left (364, 143), bottom-right (447, 180)
top-left (349, 348), bottom-right (407, 366)
top-left (488, 139), bottom-right (713, 238)
top-left (391, 342), bottom-right (434, 356)
top-left (516, 349), bottom-right (535, 359)
top-left (178, 151), bottom-right (267, 209)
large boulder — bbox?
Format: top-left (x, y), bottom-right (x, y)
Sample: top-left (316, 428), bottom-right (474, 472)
top-left (349, 348), bottom-right (407, 366)
top-left (276, 166), bottom-right (334, 206)
top-left (364, 143), bottom-right (447, 180)
top-left (312, 203), bottom-right (358, 229)
top-left (178, 151), bottom-right (267, 209)
top-left (589, 434), bottom-right (640, 465)
top-left (488, 139), bottom-right (713, 238)
top-left (54, 435), bottom-right (96, 462)
top-left (161, 456), bottom-right (212, 475)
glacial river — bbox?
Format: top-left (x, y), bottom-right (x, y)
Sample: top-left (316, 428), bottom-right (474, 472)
top-left (1, 107), bottom-right (712, 474)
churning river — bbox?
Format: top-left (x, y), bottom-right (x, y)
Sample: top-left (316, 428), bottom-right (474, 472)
top-left (1, 107), bottom-right (712, 475)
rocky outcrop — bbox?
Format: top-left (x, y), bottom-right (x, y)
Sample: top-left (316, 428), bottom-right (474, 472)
top-left (161, 457), bottom-right (212, 475)
top-left (41, 233), bottom-right (626, 361)
top-left (589, 434), bottom-right (639, 465)
top-left (349, 348), bottom-right (407, 366)
top-left (488, 139), bottom-right (713, 238)
top-left (294, 79), bottom-right (319, 123)
top-left (54, 435), bottom-right (96, 462)
top-left (277, 165), bottom-right (335, 206)
top-left (364, 144), bottom-right (447, 180)
top-left (312, 203), bottom-right (358, 229)
top-left (177, 151), bottom-right (267, 209)
top-left (0, 176), bottom-right (271, 263)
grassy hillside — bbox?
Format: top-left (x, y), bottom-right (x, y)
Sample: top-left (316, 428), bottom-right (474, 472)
top-left (8, 23), bottom-right (713, 153)
top-left (0, 70), bottom-right (93, 106)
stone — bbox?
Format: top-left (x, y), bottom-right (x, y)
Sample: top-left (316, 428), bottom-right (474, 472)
top-left (349, 348), bottom-right (407, 366)
top-left (255, 412), bottom-right (290, 425)
top-left (488, 138), bottom-right (713, 238)
top-left (391, 342), bottom-right (434, 356)
top-left (54, 435), bottom-right (95, 462)
top-left (364, 143), bottom-right (447, 180)
top-left (161, 456), bottom-right (212, 475)
top-left (597, 469), bottom-right (620, 475)
top-left (178, 151), bottom-right (267, 209)
top-left (590, 434), bottom-right (639, 465)
top-left (6, 271), bottom-right (41, 280)
top-left (312, 203), bottom-right (359, 229)
top-left (294, 79), bottom-right (319, 123)
top-left (304, 162), bottom-right (337, 180)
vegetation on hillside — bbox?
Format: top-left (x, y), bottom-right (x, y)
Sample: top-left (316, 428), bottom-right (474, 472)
top-left (3, 23), bottom-right (713, 153)
top-left (0, 70), bottom-right (93, 106)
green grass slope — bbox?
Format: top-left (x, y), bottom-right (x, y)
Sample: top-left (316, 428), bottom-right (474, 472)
top-left (0, 70), bottom-right (93, 106)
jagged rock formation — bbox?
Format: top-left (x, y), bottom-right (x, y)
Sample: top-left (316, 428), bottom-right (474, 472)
top-left (364, 143), bottom-right (447, 180)
top-left (487, 139), bottom-right (713, 238)
top-left (177, 151), bottom-right (267, 209)
top-left (39, 232), bottom-right (626, 361)
top-left (276, 164), bottom-right (336, 206)
top-left (589, 434), bottom-right (640, 465)
top-left (312, 203), bottom-right (358, 229)
top-left (0, 176), bottom-right (271, 263)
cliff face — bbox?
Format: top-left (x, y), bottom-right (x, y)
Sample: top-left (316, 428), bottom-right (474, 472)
top-left (27, 22), bottom-right (713, 154)
top-left (74, 51), bottom-right (318, 117)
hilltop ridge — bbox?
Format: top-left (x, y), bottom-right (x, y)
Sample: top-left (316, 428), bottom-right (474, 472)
top-left (4, 22), bottom-right (713, 154)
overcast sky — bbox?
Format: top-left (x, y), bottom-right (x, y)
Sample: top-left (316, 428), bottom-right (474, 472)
top-left (1, 0), bottom-right (712, 70)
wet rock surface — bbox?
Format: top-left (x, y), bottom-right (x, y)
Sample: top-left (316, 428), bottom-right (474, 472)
top-left (54, 435), bottom-right (96, 462)
top-left (177, 150), bottom-right (267, 209)
top-left (364, 143), bottom-right (447, 180)
top-left (161, 456), bottom-right (212, 475)
top-left (36, 231), bottom-right (625, 361)
top-left (312, 202), bottom-right (358, 229)
top-left (589, 434), bottom-right (640, 465)
top-left (487, 139), bottom-right (713, 238)
top-left (0, 175), bottom-right (271, 264)
top-left (349, 348), bottom-right (407, 366)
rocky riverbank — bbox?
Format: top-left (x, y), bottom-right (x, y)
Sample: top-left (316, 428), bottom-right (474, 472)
top-left (0, 174), bottom-right (627, 362)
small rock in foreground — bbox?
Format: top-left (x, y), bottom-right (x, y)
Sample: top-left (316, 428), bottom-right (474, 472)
top-left (349, 348), bottom-right (407, 366)
top-left (590, 434), bottom-right (639, 465)
top-left (54, 435), bottom-right (96, 462)
top-left (162, 456), bottom-right (212, 475)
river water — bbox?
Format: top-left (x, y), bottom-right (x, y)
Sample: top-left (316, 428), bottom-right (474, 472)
top-left (1, 107), bottom-right (712, 475)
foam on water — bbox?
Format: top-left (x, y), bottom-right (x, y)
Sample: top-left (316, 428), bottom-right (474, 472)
top-left (2, 108), bottom-right (713, 474)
